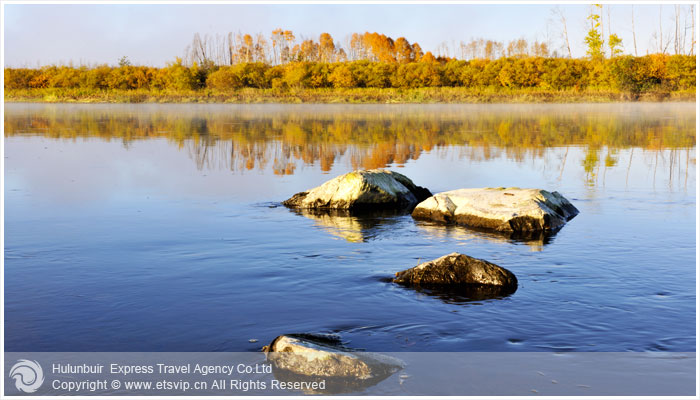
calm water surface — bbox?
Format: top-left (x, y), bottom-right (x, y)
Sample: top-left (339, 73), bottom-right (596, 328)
top-left (4, 103), bottom-right (696, 352)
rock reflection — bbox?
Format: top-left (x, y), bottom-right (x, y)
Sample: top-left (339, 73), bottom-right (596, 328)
top-left (415, 220), bottom-right (553, 251)
top-left (397, 282), bottom-right (517, 305)
top-left (291, 208), bottom-right (406, 243)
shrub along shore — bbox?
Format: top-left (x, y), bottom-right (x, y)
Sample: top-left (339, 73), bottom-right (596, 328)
top-left (5, 87), bottom-right (695, 104)
top-left (4, 55), bottom-right (695, 103)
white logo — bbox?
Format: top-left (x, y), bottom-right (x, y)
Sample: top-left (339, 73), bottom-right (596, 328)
top-left (9, 359), bottom-right (44, 393)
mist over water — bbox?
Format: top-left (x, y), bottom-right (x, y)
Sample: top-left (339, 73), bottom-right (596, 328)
top-left (4, 103), bottom-right (696, 352)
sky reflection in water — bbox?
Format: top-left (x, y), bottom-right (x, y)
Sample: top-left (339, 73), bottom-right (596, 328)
top-left (4, 103), bottom-right (696, 353)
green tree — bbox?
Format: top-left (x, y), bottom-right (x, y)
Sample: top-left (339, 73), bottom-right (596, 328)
top-left (118, 56), bottom-right (131, 67)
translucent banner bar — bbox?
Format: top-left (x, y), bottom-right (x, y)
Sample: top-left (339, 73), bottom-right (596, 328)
top-left (4, 352), bottom-right (695, 396)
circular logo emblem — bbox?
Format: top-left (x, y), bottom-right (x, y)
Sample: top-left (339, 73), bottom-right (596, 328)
top-left (10, 359), bottom-right (45, 393)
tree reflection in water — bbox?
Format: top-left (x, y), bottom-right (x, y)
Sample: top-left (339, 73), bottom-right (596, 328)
top-left (5, 103), bottom-right (695, 188)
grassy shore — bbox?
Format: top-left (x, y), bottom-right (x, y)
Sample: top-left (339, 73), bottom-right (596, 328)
top-left (4, 87), bottom-right (695, 104)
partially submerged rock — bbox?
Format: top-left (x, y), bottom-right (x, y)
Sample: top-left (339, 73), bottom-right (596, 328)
top-left (264, 334), bottom-right (371, 378)
top-left (393, 252), bottom-right (518, 294)
top-left (412, 187), bottom-right (578, 232)
top-left (283, 169), bottom-right (431, 211)
top-left (263, 334), bottom-right (402, 394)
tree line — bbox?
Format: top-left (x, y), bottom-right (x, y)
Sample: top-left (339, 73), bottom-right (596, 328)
top-left (177, 5), bottom-right (696, 66)
top-left (4, 54), bottom-right (695, 96)
top-left (4, 4), bottom-right (697, 97)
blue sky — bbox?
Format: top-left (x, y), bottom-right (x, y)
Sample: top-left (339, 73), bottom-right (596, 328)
top-left (3, 3), bottom-right (696, 67)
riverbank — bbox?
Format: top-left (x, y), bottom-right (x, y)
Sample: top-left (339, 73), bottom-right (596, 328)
top-left (4, 87), bottom-right (695, 104)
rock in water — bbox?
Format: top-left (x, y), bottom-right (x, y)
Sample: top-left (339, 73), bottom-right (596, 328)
top-left (412, 187), bottom-right (578, 232)
top-left (263, 334), bottom-right (402, 394)
top-left (264, 334), bottom-right (372, 378)
top-left (393, 252), bottom-right (518, 292)
top-left (283, 169), bottom-right (431, 211)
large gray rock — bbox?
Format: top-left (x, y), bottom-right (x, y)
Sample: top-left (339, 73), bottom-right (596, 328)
top-left (263, 334), bottom-right (402, 394)
top-left (412, 187), bottom-right (578, 232)
top-left (393, 252), bottom-right (518, 293)
top-left (283, 169), bottom-right (431, 211)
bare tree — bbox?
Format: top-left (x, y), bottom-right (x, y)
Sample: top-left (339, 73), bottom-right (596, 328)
top-left (458, 41), bottom-right (466, 59)
top-left (681, 5), bottom-right (688, 53)
top-left (674, 5), bottom-right (681, 54)
top-left (437, 41), bottom-right (450, 58)
top-left (607, 5), bottom-right (611, 48)
top-left (688, 5), bottom-right (696, 55)
top-left (227, 32), bottom-right (236, 65)
top-left (601, 4), bottom-right (606, 51)
top-left (215, 33), bottom-right (227, 65)
top-left (659, 5), bottom-right (664, 53)
top-left (631, 5), bottom-right (638, 56)
top-left (552, 6), bottom-right (572, 58)
top-left (654, 5), bottom-right (674, 54)
top-left (190, 33), bottom-right (211, 66)
top-left (607, 5), bottom-right (612, 58)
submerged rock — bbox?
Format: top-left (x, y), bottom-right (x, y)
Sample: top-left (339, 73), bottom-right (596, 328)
top-left (393, 252), bottom-right (518, 293)
top-left (263, 334), bottom-right (402, 394)
top-left (412, 187), bottom-right (578, 232)
top-left (283, 169), bottom-right (431, 211)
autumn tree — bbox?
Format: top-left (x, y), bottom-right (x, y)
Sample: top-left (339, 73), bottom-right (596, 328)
top-left (328, 64), bottom-right (355, 88)
top-left (253, 33), bottom-right (269, 63)
top-left (608, 34), bottom-right (623, 58)
top-left (411, 43), bottom-right (424, 61)
top-left (275, 30), bottom-right (296, 63)
top-left (5, 55), bottom-right (697, 94)
top-left (394, 37), bottom-right (413, 63)
top-left (297, 39), bottom-right (319, 62)
top-left (585, 4), bottom-right (605, 60)
top-left (420, 51), bottom-right (436, 63)
top-left (335, 48), bottom-right (348, 62)
top-left (271, 29), bottom-right (284, 64)
top-left (362, 32), bottom-right (396, 63)
top-left (207, 66), bottom-right (243, 90)
top-left (349, 33), bottom-right (363, 60)
top-left (241, 34), bottom-right (254, 63)
top-left (319, 33), bottom-right (335, 63)
top-left (507, 39), bottom-right (529, 58)
top-left (606, 6), bottom-right (623, 58)
top-left (485, 40), bottom-right (504, 59)
top-left (530, 41), bottom-right (549, 57)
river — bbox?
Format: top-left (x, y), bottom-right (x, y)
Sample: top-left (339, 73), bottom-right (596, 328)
top-left (4, 103), bottom-right (696, 354)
